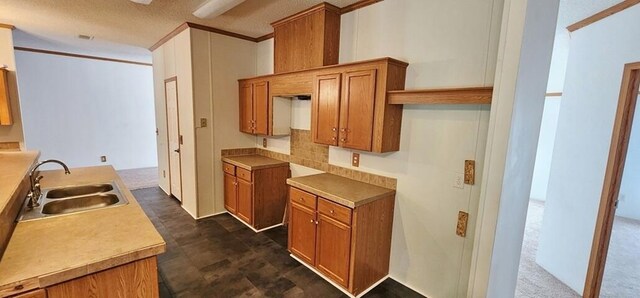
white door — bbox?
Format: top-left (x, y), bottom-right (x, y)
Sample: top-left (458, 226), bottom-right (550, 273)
top-left (165, 79), bottom-right (182, 201)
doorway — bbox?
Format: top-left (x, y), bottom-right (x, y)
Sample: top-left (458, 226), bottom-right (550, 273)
top-left (584, 62), bottom-right (640, 298)
top-left (165, 77), bottom-right (182, 201)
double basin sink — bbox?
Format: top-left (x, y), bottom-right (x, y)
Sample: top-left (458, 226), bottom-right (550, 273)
top-left (19, 181), bottom-right (128, 221)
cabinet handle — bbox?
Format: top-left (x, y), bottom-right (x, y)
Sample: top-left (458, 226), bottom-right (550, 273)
top-left (330, 210), bottom-right (334, 214)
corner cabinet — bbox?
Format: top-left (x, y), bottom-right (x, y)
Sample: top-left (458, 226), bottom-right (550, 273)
top-left (288, 186), bottom-right (395, 295)
top-left (222, 161), bottom-right (289, 230)
top-left (239, 80), bottom-right (269, 135)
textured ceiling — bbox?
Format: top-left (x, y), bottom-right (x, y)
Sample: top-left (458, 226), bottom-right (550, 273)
top-left (0, 0), bottom-right (360, 51)
top-left (0, 0), bottom-right (627, 59)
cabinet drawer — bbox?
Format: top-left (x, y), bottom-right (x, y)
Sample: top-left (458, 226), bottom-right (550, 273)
top-left (318, 198), bottom-right (352, 225)
top-left (289, 187), bottom-right (317, 210)
top-left (223, 162), bottom-right (235, 175)
top-left (236, 167), bottom-right (252, 181)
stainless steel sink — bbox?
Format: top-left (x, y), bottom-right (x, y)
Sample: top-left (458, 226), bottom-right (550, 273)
top-left (42, 194), bottom-right (120, 214)
top-left (19, 181), bottom-right (128, 221)
top-left (46, 184), bottom-right (114, 199)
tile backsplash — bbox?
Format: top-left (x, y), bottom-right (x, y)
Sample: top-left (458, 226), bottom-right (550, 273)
top-left (222, 130), bottom-right (397, 190)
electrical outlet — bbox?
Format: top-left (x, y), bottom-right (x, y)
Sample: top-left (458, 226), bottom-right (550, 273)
top-left (200, 118), bottom-right (207, 127)
top-left (453, 172), bottom-right (464, 189)
top-left (100, 156), bottom-right (107, 163)
top-left (456, 211), bottom-right (469, 237)
top-left (262, 138), bottom-right (267, 148)
top-left (352, 153), bottom-right (360, 167)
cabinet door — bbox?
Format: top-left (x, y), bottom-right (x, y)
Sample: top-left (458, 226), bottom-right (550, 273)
top-left (253, 81), bottom-right (269, 135)
top-left (236, 178), bottom-right (253, 224)
top-left (223, 173), bottom-right (237, 214)
top-left (316, 213), bottom-right (351, 287)
top-left (312, 73), bottom-right (341, 146)
top-left (0, 69), bottom-right (12, 125)
top-left (339, 69), bottom-right (377, 151)
top-left (289, 202), bottom-right (317, 265)
top-left (239, 82), bottom-right (254, 134)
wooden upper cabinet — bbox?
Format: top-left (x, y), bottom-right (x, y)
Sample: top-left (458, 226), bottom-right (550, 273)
top-left (312, 73), bottom-right (341, 146)
top-left (340, 70), bottom-right (377, 151)
top-left (253, 81), bottom-right (269, 135)
top-left (238, 80), bottom-right (269, 135)
top-left (272, 3), bottom-right (341, 73)
top-left (0, 69), bottom-right (13, 126)
top-left (239, 82), bottom-right (253, 134)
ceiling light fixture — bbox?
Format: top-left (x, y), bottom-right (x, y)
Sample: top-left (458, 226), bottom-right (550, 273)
top-left (130, 0), bottom-right (153, 5)
top-left (193, 0), bottom-right (246, 19)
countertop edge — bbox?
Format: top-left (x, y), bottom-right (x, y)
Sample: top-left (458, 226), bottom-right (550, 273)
top-left (222, 156), bottom-right (289, 171)
top-left (286, 179), bottom-right (396, 208)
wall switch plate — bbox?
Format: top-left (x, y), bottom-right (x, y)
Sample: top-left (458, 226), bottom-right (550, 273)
top-left (262, 138), bottom-right (267, 148)
top-left (200, 118), bottom-right (207, 127)
top-left (100, 156), bottom-right (107, 162)
top-left (456, 211), bottom-right (469, 237)
top-left (453, 172), bottom-right (464, 189)
top-left (352, 153), bottom-right (360, 167)
top-left (464, 160), bottom-right (475, 185)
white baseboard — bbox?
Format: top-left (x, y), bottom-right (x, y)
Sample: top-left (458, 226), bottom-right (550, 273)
top-left (289, 253), bottom-right (388, 298)
top-left (227, 211), bottom-right (283, 233)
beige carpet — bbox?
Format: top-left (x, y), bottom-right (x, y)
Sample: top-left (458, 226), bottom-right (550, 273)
top-left (516, 200), bottom-right (640, 298)
top-left (116, 167), bottom-right (159, 190)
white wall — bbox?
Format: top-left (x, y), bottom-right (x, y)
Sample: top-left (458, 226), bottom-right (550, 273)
top-left (15, 50), bottom-right (157, 170)
top-left (260, 0), bottom-right (503, 296)
top-left (0, 28), bottom-right (25, 147)
top-left (618, 97), bottom-right (640, 221)
top-left (530, 98), bottom-right (561, 201)
top-left (537, 4), bottom-right (640, 293)
top-left (468, 0), bottom-right (559, 296)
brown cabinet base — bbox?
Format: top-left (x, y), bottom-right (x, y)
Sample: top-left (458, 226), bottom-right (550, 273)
top-left (287, 187), bottom-right (395, 296)
top-left (223, 162), bottom-right (290, 231)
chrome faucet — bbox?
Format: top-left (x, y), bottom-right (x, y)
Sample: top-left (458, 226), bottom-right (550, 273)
top-left (26, 159), bottom-right (71, 209)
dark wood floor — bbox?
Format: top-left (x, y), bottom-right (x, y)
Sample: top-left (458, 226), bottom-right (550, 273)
top-left (134, 187), bottom-right (425, 298)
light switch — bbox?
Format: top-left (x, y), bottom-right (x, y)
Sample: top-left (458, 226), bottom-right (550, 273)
top-left (100, 156), bottom-right (107, 163)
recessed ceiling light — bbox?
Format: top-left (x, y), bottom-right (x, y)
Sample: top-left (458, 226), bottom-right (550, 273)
top-left (78, 34), bottom-right (94, 40)
top-left (193, 0), bottom-right (246, 19)
top-left (130, 0), bottom-right (153, 5)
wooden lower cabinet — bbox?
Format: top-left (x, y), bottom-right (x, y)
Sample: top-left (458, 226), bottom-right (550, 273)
top-left (236, 178), bottom-right (253, 224)
top-left (316, 213), bottom-right (351, 287)
top-left (222, 162), bottom-right (290, 230)
top-left (288, 187), bottom-right (395, 295)
top-left (8, 257), bottom-right (159, 298)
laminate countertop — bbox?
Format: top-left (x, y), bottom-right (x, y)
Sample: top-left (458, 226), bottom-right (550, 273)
top-left (0, 151), bottom-right (39, 219)
top-left (222, 155), bottom-right (289, 171)
top-left (0, 165), bottom-right (165, 297)
top-left (287, 173), bottom-right (395, 208)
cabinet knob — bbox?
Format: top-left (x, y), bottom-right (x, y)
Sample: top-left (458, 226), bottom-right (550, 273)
top-left (340, 138), bottom-right (346, 142)
top-left (330, 210), bottom-right (334, 214)
top-left (315, 221), bottom-right (319, 225)
top-left (332, 127), bottom-right (337, 132)
top-left (300, 197), bottom-right (304, 201)
top-left (331, 137), bottom-right (336, 141)
top-left (340, 128), bottom-right (346, 132)
top-left (310, 219), bottom-right (314, 223)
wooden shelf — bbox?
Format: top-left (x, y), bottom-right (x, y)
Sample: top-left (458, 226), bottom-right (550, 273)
top-left (388, 86), bottom-right (493, 105)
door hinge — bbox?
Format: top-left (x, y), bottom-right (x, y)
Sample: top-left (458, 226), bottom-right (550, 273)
top-left (456, 211), bottom-right (469, 237)
top-left (464, 160), bottom-right (475, 185)
top-left (179, 135), bottom-right (183, 145)
top-left (155, 128), bottom-right (159, 135)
